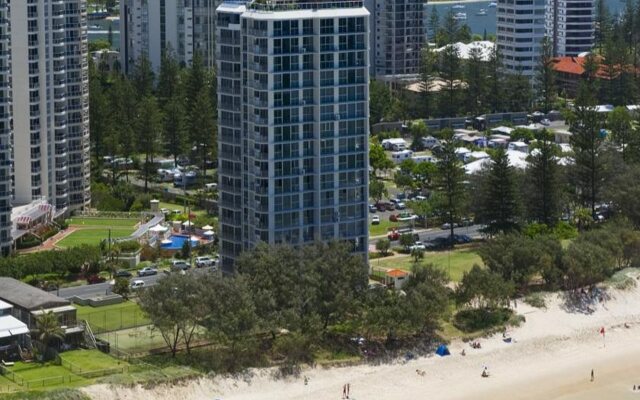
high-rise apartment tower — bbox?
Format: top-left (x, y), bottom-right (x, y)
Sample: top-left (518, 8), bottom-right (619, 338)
top-left (216, 0), bottom-right (370, 271)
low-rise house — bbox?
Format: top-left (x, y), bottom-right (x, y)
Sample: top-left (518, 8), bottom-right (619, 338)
top-left (0, 300), bottom-right (30, 361)
top-left (455, 147), bottom-right (471, 161)
top-left (0, 278), bottom-right (79, 333)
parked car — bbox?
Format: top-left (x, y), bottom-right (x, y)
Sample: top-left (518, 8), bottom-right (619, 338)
top-left (450, 234), bottom-right (472, 244)
top-left (130, 280), bottom-right (145, 290)
top-left (409, 241), bottom-right (426, 251)
top-left (389, 214), bottom-right (398, 222)
top-left (385, 202), bottom-right (396, 211)
top-left (396, 202), bottom-right (406, 210)
top-left (115, 270), bottom-right (132, 278)
top-left (428, 237), bottom-right (451, 249)
top-left (540, 118), bottom-right (551, 126)
top-left (171, 260), bottom-right (191, 271)
top-left (195, 256), bottom-right (214, 268)
top-left (460, 218), bottom-right (473, 227)
top-left (371, 215), bottom-right (380, 225)
top-left (387, 229), bottom-right (400, 241)
top-left (369, 204), bottom-right (377, 213)
top-left (86, 274), bottom-right (106, 285)
top-left (376, 203), bottom-right (386, 212)
top-left (441, 222), bottom-right (459, 230)
top-left (137, 266), bottom-right (158, 277)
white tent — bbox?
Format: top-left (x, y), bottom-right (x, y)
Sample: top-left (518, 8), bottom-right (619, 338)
top-left (201, 225), bottom-right (214, 230)
top-left (182, 221), bottom-right (194, 227)
top-left (149, 224), bottom-right (168, 233)
top-left (203, 230), bottom-right (214, 236)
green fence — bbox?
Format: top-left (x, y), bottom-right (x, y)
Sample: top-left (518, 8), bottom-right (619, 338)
top-left (80, 304), bottom-right (150, 334)
top-left (58, 357), bottom-right (128, 379)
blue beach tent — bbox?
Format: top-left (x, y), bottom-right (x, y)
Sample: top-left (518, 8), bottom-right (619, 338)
top-left (435, 344), bottom-right (450, 357)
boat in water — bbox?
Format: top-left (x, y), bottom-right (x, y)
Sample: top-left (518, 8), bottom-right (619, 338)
top-left (476, 8), bottom-right (488, 16)
top-left (452, 3), bottom-right (465, 9)
top-left (488, 2), bottom-right (497, 7)
top-left (453, 12), bottom-right (467, 20)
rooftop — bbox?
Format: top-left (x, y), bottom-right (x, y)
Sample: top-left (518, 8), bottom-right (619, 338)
top-left (0, 278), bottom-right (71, 312)
top-left (247, 0), bottom-right (364, 11)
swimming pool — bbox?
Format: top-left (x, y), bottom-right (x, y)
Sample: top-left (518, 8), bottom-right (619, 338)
top-left (160, 235), bottom-right (199, 250)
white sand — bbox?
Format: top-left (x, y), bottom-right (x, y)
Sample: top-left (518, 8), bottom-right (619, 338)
top-left (83, 277), bottom-right (640, 400)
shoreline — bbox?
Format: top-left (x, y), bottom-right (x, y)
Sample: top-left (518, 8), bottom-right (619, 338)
top-left (83, 279), bottom-right (640, 400)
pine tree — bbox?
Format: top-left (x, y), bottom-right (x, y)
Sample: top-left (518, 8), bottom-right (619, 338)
top-left (136, 96), bottom-right (164, 191)
top-left (464, 45), bottom-right (487, 116)
top-left (132, 55), bottom-right (155, 99)
top-left (434, 130), bottom-right (466, 246)
top-left (535, 37), bottom-right (557, 113)
top-left (157, 47), bottom-right (181, 108)
top-left (163, 98), bottom-right (187, 168)
top-left (438, 43), bottom-right (461, 117)
top-left (526, 130), bottom-right (561, 225)
top-left (478, 148), bottom-right (520, 235)
top-left (419, 45), bottom-right (437, 118)
top-left (570, 81), bottom-right (607, 215)
top-left (485, 45), bottom-right (504, 113)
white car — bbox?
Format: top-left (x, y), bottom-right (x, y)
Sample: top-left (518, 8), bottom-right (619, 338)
top-left (137, 266), bottom-right (158, 277)
top-left (371, 215), bottom-right (380, 225)
top-left (540, 119), bottom-right (551, 126)
top-left (195, 256), bottom-right (215, 268)
top-left (130, 280), bottom-right (145, 290)
top-left (409, 241), bottom-right (426, 251)
top-left (396, 202), bottom-right (406, 210)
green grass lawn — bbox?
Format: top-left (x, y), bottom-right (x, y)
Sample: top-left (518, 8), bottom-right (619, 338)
top-left (97, 326), bottom-right (170, 353)
top-left (158, 201), bottom-right (206, 216)
top-left (372, 248), bottom-right (483, 281)
top-left (369, 218), bottom-right (400, 237)
top-left (60, 349), bottom-right (127, 373)
top-left (56, 228), bottom-right (135, 248)
top-left (8, 362), bottom-right (83, 388)
top-left (76, 301), bottom-right (149, 334)
top-left (66, 217), bottom-right (139, 227)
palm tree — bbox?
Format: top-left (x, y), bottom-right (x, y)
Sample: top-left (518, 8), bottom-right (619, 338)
top-left (33, 310), bottom-right (65, 361)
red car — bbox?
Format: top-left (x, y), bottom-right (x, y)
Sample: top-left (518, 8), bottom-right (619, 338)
top-left (387, 228), bottom-right (399, 241)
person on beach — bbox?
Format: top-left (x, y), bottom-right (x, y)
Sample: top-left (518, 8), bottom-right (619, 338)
top-left (347, 383), bottom-right (350, 398)
top-left (342, 384), bottom-right (347, 398)
top-left (590, 369), bottom-right (594, 382)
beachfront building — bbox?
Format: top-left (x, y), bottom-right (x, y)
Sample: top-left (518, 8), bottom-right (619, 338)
top-left (546, 0), bottom-right (595, 57)
top-left (10, 0), bottom-right (91, 213)
top-left (365, 0), bottom-right (425, 80)
top-left (120, 0), bottom-right (218, 74)
top-left (0, 3), bottom-right (10, 256)
top-left (496, 0), bottom-right (546, 77)
top-left (216, 0), bottom-right (370, 271)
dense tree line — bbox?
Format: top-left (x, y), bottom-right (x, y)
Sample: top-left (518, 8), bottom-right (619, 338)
top-left (0, 246), bottom-right (101, 280)
top-left (90, 51), bottom-right (217, 191)
top-left (139, 242), bottom-right (452, 364)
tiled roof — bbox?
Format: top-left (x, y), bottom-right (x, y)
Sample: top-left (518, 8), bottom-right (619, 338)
top-left (386, 269), bottom-right (409, 278)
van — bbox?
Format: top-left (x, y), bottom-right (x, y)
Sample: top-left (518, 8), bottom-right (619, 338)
top-left (204, 183), bottom-right (218, 191)
top-left (171, 260), bottom-right (191, 271)
top-left (130, 280), bottom-right (145, 290)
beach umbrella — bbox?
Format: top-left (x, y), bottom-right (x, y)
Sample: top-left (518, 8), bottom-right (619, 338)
top-left (182, 221), bottom-right (194, 227)
top-left (202, 225), bottom-right (214, 230)
top-left (203, 230), bottom-right (214, 236)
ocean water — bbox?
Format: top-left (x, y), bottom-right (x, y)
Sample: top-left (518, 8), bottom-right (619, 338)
top-left (426, 0), bottom-right (628, 36)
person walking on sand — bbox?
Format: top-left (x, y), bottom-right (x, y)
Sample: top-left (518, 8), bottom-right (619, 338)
top-left (347, 383), bottom-right (350, 398)
top-left (342, 384), bottom-right (347, 399)
top-left (590, 369), bottom-right (594, 382)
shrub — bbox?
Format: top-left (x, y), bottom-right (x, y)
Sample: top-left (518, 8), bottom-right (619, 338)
top-left (553, 221), bottom-right (578, 240)
top-left (523, 292), bottom-right (547, 309)
top-left (118, 240), bottom-right (141, 253)
top-left (453, 308), bottom-right (513, 333)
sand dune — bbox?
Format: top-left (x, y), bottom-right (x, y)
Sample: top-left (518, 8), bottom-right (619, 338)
top-left (83, 274), bottom-right (640, 400)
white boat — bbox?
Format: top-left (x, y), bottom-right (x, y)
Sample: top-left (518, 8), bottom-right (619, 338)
top-left (488, 2), bottom-right (497, 7)
top-left (452, 3), bottom-right (465, 9)
top-left (476, 8), bottom-right (488, 16)
top-left (453, 12), bottom-right (467, 20)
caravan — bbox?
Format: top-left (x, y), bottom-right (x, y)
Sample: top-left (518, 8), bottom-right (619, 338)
top-left (391, 150), bottom-right (413, 164)
top-left (381, 138), bottom-right (408, 151)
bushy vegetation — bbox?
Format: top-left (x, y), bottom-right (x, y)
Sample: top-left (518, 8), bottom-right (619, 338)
top-left (0, 245), bottom-right (101, 280)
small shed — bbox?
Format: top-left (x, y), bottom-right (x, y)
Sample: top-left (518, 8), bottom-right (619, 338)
top-left (386, 269), bottom-right (409, 289)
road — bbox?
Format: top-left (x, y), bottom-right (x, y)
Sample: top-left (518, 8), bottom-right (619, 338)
top-left (367, 224), bottom-right (483, 247)
top-left (56, 268), bottom-right (214, 299)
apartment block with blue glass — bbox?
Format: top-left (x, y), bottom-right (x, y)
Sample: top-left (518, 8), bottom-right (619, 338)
top-left (216, 0), bottom-right (370, 271)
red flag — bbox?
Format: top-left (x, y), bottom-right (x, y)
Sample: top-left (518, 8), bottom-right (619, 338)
top-left (599, 327), bottom-right (605, 336)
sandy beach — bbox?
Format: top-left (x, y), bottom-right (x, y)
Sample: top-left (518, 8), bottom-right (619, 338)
top-left (84, 276), bottom-right (640, 400)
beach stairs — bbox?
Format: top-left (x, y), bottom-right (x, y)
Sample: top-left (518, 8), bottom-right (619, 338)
top-left (82, 320), bottom-right (98, 349)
